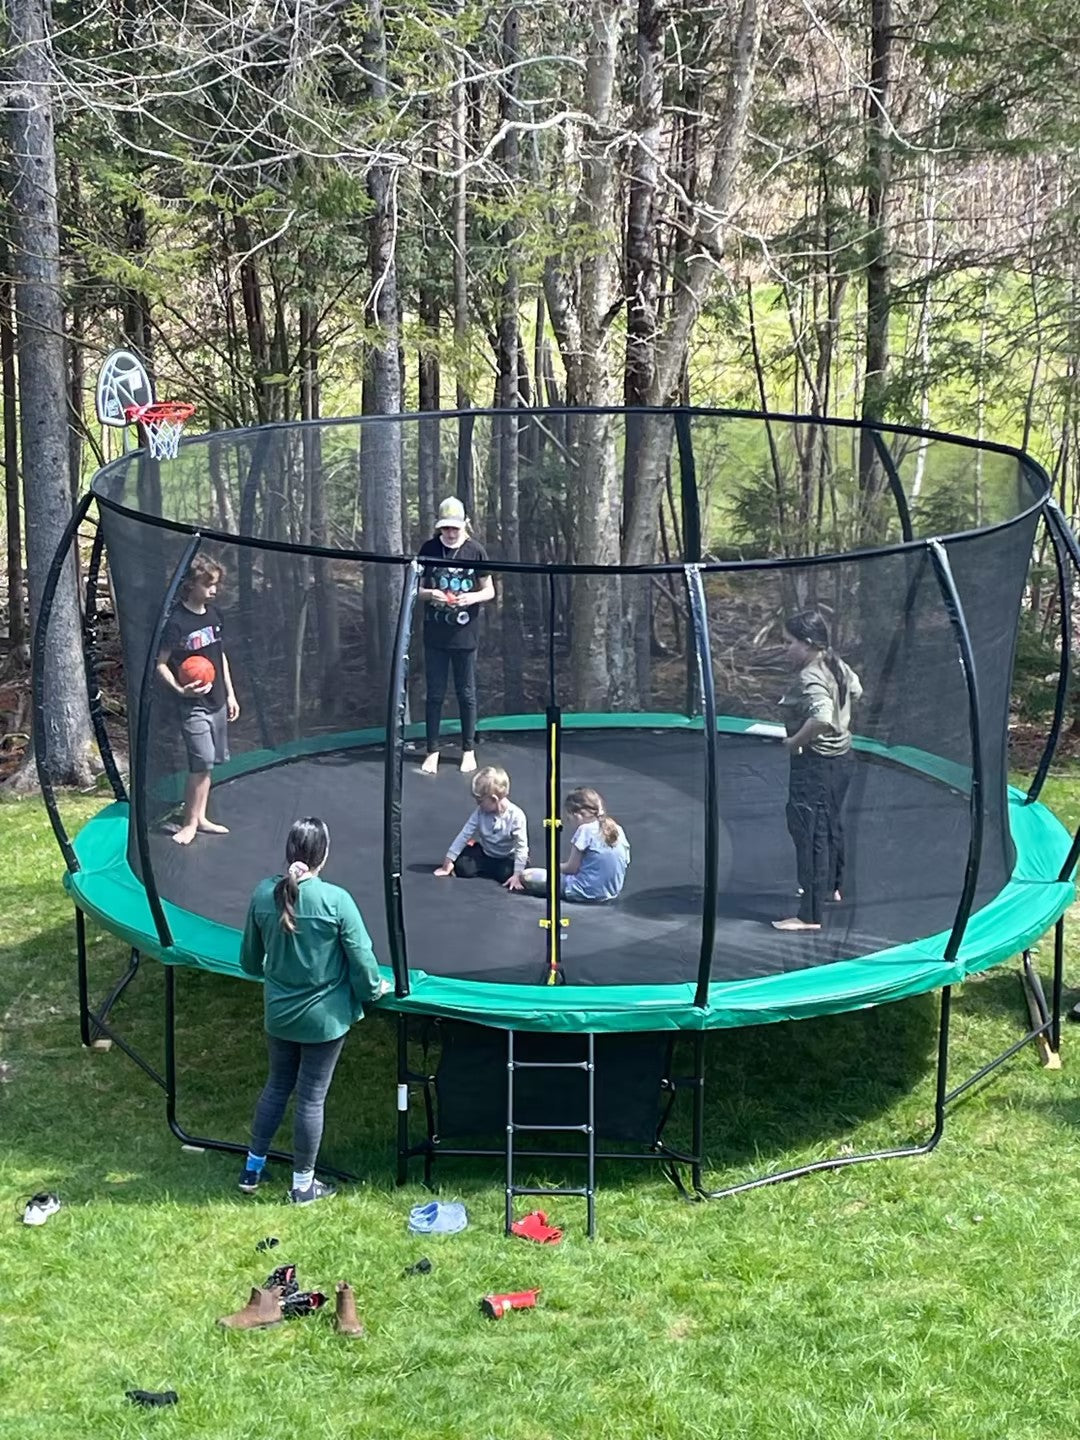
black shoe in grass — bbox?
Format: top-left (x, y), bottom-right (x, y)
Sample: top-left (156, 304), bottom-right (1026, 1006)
top-left (286, 1178), bottom-right (337, 1206)
top-left (238, 1167), bottom-right (262, 1194)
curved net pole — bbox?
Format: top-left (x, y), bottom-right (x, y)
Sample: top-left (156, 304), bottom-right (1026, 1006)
top-left (675, 411), bottom-right (702, 720)
top-left (32, 489), bottom-right (95, 872)
top-left (133, 533), bottom-right (204, 950)
top-left (869, 430), bottom-right (914, 543)
top-left (926, 539), bottom-right (985, 964)
top-left (686, 565), bottom-right (719, 1011)
top-left (383, 558), bottom-right (418, 998)
top-left (82, 518), bottom-right (128, 803)
top-left (1025, 503), bottom-right (1072, 806)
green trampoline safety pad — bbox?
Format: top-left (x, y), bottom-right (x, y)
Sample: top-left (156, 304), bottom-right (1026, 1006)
top-left (63, 784), bottom-right (1074, 1035)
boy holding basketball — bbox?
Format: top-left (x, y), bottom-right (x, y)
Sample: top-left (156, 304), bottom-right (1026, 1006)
top-left (156, 555), bottom-right (240, 845)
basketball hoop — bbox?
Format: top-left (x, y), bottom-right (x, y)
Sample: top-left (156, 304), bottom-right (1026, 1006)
top-left (124, 401), bottom-right (195, 461)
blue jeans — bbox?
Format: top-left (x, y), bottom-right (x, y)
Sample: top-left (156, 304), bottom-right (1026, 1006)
top-left (249, 1033), bottom-right (346, 1171)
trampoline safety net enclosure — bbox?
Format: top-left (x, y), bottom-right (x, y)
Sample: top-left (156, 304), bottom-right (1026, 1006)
top-left (68, 407), bottom-right (1075, 1034)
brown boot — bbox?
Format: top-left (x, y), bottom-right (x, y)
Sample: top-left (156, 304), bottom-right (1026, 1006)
top-left (217, 1285), bottom-right (284, 1330)
top-left (334, 1281), bottom-right (364, 1338)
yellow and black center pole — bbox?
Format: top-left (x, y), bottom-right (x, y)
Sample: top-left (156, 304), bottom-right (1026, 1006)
top-left (539, 573), bottom-right (566, 984)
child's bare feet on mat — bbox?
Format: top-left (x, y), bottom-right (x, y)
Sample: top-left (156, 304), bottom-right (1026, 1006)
top-left (420, 753), bottom-right (439, 776)
top-left (197, 820), bottom-right (229, 835)
top-left (771, 917), bottom-right (821, 932)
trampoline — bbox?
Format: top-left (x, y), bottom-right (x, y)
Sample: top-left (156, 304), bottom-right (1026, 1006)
top-left (35, 402), bottom-right (1080, 1226)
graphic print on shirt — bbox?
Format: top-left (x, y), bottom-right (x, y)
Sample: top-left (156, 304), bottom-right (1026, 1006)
top-left (430, 565), bottom-right (476, 628)
top-left (182, 621), bottom-right (221, 652)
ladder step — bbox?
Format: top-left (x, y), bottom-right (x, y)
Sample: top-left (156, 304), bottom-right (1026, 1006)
top-left (509, 1060), bottom-right (590, 1070)
top-left (510, 1185), bottom-right (592, 1199)
top-left (510, 1123), bottom-right (590, 1134)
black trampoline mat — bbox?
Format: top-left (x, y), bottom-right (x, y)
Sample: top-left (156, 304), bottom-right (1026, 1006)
top-left (143, 730), bottom-right (1008, 987)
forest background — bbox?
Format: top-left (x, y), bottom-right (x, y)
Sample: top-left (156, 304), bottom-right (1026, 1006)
top-left (2, 0), bottom-right (1079, 786)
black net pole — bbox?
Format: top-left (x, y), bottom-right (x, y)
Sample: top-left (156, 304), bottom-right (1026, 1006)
top-left (32, 489), bottom-right (95, 873)
top-left (927, 540), bottom-right (985, 965)
top-left (870, 430), bottom-right (914, 542)
top-left (687, 566), bottom-right (719, 1010)
top-left (82, 517), bottom-right (128, 803)
top-left (383, 559), bottom-right (418, 997)
top-left (133, 532), bottom-right (204, 950)
top-left (675, 411), bottom-right (702, 720)
top-left (1029, 501), bottom-right (1076, 805)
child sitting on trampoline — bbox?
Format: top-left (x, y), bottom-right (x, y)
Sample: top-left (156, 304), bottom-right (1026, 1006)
top-left (434, 765), bottom-right (529, 890)
top-left (522, 787), bottom-right (630, 903)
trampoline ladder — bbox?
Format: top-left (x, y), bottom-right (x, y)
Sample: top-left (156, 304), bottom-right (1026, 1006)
top-left (504, 1030), bottom-right (597, 1239)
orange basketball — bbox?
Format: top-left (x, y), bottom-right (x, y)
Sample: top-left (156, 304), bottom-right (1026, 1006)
top-left (178, 654), bottom-right (215, 688)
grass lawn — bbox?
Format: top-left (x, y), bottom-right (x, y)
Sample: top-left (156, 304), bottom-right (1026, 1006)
top-left (3, 778), bottom-right (1080, 1439)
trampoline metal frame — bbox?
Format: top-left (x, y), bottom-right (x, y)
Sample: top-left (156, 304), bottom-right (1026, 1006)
top-left (32, 408), bottom-right (1079, 1214)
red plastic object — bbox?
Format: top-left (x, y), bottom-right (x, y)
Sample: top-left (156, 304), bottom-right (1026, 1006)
top-left (480, 1287), bottom-right (541, 1319)
top-left (510, 1210), bottom-right (563, 1244)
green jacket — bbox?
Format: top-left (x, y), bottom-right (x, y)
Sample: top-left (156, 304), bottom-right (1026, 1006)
top-left (239, 875), bottom-right (384, 1043)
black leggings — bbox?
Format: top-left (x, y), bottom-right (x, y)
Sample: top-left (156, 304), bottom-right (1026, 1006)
top-left (425, 647), bottom-right (478, 754)
top-left (249, 1033), bottom-right (347, 1172)
top-left (786, 750), bottom-right (853, 924)
top-left (453, 846), bottom-right (514, 883)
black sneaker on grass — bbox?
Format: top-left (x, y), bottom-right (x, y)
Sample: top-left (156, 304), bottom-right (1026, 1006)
top-left (238, 1167), bottom-right (262, 1194)
top-left (286, 1178), bottom-right (337, 1206)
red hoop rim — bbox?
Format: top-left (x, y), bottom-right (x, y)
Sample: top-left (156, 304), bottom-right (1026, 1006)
top-left (124, 401), bottom-right (196, 424)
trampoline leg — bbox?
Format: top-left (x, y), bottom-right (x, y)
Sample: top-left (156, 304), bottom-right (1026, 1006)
top-left (1052, 918), bottom-right (1065, 1056)
top-left (396, 1012), bottom-right (410, 1186)
top-left (689, 1030), bottom-right (706, 1196)
top-left (75, 907), bottom-right (91, 1048)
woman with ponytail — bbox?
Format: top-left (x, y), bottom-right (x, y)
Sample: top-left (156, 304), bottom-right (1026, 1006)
top-left (773, 610), bottom-right (864, 932)
top-left (237, 817), bottom-right (388, 1203)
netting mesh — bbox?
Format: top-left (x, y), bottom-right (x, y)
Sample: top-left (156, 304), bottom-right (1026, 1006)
top-left (94, 409), bottom-right (1045, 989)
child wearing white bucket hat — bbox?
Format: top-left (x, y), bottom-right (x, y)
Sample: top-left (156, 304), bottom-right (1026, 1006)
top-left (417, 497), bottom-right (495, 774)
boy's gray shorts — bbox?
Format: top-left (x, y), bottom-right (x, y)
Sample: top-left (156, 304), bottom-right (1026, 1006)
top-left (180, 704), bottom-right (229, 773)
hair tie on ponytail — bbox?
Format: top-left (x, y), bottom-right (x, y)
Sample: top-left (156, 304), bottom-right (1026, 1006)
top-left (288, 860), bottom-right (310, 882)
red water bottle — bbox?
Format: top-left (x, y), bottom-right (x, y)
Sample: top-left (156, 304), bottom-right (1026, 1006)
top-left (480, 1287), bottom-right (540, 1319)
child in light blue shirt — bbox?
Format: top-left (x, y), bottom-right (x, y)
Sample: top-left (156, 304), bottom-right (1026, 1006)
top-left (522, 787), bottom-right (629, 903)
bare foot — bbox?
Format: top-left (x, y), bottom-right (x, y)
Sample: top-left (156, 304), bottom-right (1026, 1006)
top-left (197, 820), bottom-right (230, 835)
top-left (420, 753), bottom-right (439, 776)
top-left (832, 890), bottom-right (842, 902)
top-left (460, 750), bottom-right (477, 775)
top-left (172, 823), bottom-right (198, 846)
top-left (771, 917), bottom-right (821, 932)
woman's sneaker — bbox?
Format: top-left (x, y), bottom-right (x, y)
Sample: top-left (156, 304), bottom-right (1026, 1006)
top-left (286, 1178), bottom-right (337, 1206)
top-left (237, 1167), bottom-right (262, 1194)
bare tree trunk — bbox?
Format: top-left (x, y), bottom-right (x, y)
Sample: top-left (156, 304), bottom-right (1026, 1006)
top-left (363, 0), bottom-right (404, 677)
top-left (623, 0), bottom-right (763, 565)
top-left (452, 0), bottom-right (470, 414)
top-left (497, 5), bottom-right (524, 709)
top-left (417, 98), bottom-right (441, 543)
top-left (568, 1), bottom-right (630, 708)
top-left (858, 0), bottom-right (893, 502)
top-left (0, 232), bottom-right (25, 653)
top-left (6, 0), bottom-right (94, 790)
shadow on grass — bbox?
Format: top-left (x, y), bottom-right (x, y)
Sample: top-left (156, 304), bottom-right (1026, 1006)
top-left (2, 914), bottom-right (992, 1206)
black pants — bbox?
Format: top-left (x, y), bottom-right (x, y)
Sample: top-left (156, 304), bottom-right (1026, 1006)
top-left (425, 646), bottom-right (478, 754)
top-left (453, 846), bottom-right (514, 883)
top-left (786, 750), bottom-right (853, 924)
top-left (249, 1033), bottom-right (347, 1172)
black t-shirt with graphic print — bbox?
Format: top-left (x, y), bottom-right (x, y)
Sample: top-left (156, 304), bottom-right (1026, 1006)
top-left (160, 602), bottom-right (227, 709)
top-left (419, 537), bottom-right (490, 652)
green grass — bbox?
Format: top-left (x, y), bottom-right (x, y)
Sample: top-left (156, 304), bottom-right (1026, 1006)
top-left (3, 780), bottom-right (1080, 1438)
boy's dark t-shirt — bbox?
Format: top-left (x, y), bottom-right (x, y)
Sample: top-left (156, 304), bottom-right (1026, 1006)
top-left (418, 537), bottom-right (490, 652)
top-left (161, 603), bottom-right (227, 709)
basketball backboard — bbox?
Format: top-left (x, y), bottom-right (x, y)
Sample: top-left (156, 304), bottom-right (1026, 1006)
top-left (95, 349), bottom-right (154, 428)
